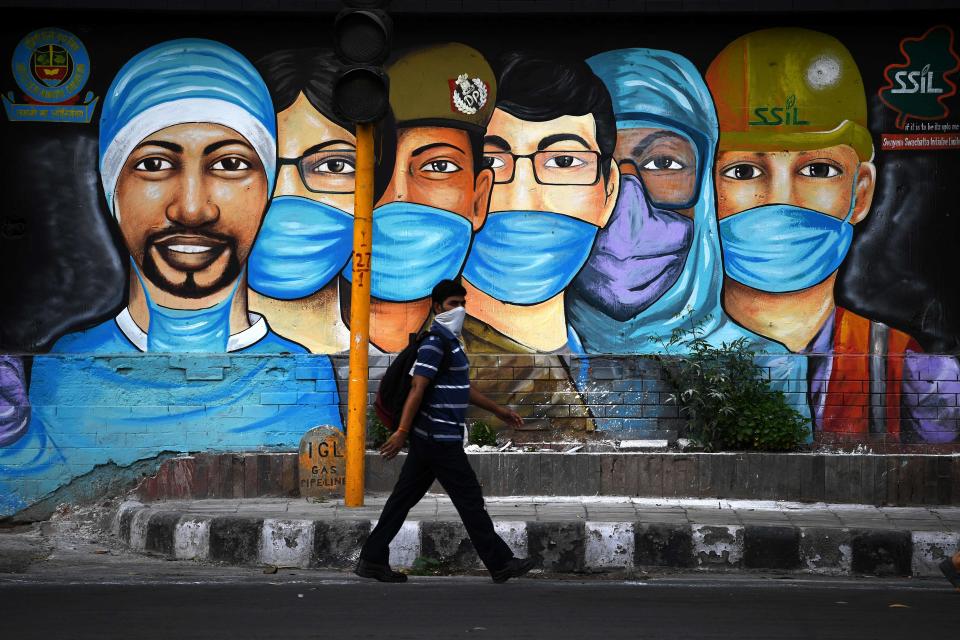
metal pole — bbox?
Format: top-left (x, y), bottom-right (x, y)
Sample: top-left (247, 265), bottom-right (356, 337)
top-left (345, 122), bottom-right (374, 507)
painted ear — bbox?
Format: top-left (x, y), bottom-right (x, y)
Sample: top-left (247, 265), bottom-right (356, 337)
top-left (850, 161), bottom-right (876, 225)
top-left (596, 160), bottom-right (621, 229)
top-left (471, 167), bottom-right (493, 231)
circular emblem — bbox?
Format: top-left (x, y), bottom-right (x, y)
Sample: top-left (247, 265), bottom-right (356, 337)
top-left (452, 73), bottom-right (488, 116)
top-left (11, 28), bottom-right (90, 104)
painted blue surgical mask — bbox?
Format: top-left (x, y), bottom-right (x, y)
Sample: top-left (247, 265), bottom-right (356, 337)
top-left (341, 202), bottom-right (473, 302)
top-left (462, 210), bottom-right (598, 305)
top-left (719, 188), bottom-right (857, 293)
top-left (248, 196), bottom-right (353, 300)
top-left (132, 259), bottom-right (238, 352)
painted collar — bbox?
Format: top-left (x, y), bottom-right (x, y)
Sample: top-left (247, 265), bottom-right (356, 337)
top-left (115, 307), bottom-right (269, 352)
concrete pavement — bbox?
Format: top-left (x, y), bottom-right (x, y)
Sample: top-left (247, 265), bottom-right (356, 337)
top-left (113, 495), bottom-right (960, 578)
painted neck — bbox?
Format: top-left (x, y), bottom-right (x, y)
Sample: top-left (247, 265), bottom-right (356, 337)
top-left (127, 265), bottom-right (251, 336)
top-left (462, 279), bottom-right (568, 352)
top-left (248, 281), bottom-right (348, 354)
top-left (722, 274), bottom-right (837, 353)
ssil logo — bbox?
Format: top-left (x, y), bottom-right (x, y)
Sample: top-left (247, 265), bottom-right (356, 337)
top-left (748, 95), bottom-right (811, 127)
top-left (879, 25), bottom-right (960, 129)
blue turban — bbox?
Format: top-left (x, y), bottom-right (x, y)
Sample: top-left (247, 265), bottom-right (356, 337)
top-left (98, 38), bottom-right (277, 216)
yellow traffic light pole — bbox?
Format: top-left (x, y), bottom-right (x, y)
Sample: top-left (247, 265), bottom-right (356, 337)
top-left (345, 122), bottom-right (374, 507)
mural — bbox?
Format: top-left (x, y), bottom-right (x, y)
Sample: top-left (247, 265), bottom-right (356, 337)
top-left (706, 28), bottom-right (959, 442)
top-left (2, 14), bottom-right (959, 516)
top-left (0, 38), bottom-right (341, 515)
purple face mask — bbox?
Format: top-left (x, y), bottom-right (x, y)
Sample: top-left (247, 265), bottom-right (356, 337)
top-left (0, 356), bottom-right (30, 447)
top-left (569, 174), bottom-right (693, 322)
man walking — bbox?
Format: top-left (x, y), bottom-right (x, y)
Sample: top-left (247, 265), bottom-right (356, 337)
top-left (355, 279), bottom-right (535, 583)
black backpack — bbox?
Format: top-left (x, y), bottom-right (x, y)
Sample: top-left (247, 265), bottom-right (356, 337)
top-left (374, 330), bottom-right (449, 431)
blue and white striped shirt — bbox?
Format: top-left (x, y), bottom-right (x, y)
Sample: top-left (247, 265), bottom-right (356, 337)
top-left (411, 323), bottom-right (470, 441)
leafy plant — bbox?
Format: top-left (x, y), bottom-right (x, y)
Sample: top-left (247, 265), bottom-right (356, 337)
top-left (653, 318), bottom-right (809, 452)
top-left (409, 556), bottom-right (443, 576)
top-left (469, 420), bottom-right (498, 447)
top-left (367, 409), bottom-right (391, 449)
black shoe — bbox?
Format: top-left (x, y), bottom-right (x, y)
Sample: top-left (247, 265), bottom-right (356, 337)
top-left (491, 557), bottom-right (536, 584)
top-left (354, 559), bottom-right (408, 583)
top-left (939, 557), bottom-right (960, 589)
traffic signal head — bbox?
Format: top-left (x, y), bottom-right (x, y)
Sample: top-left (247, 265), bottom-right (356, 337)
top-left (332, 0), bottom-right (392, 123)
top-left (333, 66), bottom-right (390, 123)
top-left (333, 6), bottom-right (392, 66)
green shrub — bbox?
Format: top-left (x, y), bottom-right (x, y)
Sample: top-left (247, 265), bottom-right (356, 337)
top-left (469, 420), bottom-right (498, 447)
top-left (367, 409), bottom-right (391, 449)
top-left (653, 319), bottom-right (809, 452)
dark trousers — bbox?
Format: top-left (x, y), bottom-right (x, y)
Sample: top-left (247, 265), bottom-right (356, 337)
top-left (360, 434), bottom-right (514, 572)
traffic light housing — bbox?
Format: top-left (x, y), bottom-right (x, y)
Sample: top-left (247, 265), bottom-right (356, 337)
top-left (332, 1), bottom-right (391, 123)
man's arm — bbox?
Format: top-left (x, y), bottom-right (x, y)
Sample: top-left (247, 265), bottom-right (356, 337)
top-left (380, 374), bottom-right (430, 460)
top-left (470, 385), bottom-right (523, 428)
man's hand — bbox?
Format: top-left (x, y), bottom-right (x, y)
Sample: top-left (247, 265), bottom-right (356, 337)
top-left (495, 406), bottom-right (523, 428)
top-left (380, 430), bottom-right (408, 460)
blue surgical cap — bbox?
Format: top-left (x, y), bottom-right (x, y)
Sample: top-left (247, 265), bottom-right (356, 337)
top-left (98, 38), bottom-right (277, 216)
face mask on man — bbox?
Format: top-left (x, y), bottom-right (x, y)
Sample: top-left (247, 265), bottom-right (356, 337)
top-left (434, 305), bottom-right (466, 337)
top-left (719, 180), bottom-right (858, 293)
top-left (131, 258), bottom-right (238, 352)
top-left (342, 202), bottom-right (473, 302)
top-left (462, 210), bottom-right (598, 304)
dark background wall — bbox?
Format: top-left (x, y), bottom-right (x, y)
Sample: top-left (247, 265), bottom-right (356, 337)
top-left (1, 3), bottom-right (959, 352)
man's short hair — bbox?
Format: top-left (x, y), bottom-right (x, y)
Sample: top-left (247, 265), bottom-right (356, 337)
top-left (431, 279), bottom-right (467, 306)
top-left (256, 48), bottom-right (397, 201)
top-left (495, 52), bottom-right (617, 184)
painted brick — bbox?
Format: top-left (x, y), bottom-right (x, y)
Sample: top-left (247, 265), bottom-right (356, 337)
top-left (473, 367), bottom-right (508, 379)
top-left (241, 405), bottom-right (278, 418)
top-left (642, 379), bottom-right (673, 392)
top-left (605, 405), bottom-right (645, 418)
top-left (850, 529), bottom-right (912, 576)
top-left (260, 391), bottom-right (298, 405)
top-left (642, 404), bottom-right (679, 418)
top-left (743, 526), bottom-right (801, 570)
top-left (499, 355), bottom-right (536, 368)
top-left (938, 381), bottom-right (960, 393)
top-left (297, 392), bottom-right (338, 405)
top-left (209, 517), bottom-right (263, 565)
top-left (635, 524), bottom-right (694, 568)
top-left (295, 366), bottom-right (327, 380)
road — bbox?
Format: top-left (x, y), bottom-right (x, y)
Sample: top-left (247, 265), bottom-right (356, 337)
top-left (1, 572), bottom-right (956, 639)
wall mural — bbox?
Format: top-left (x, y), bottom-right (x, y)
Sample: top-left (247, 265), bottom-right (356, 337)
top-left (1, 15), bottom-right (958, 516)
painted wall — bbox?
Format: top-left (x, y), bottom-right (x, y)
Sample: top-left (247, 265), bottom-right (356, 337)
top-left (1, 9), bottom-right (959, 515)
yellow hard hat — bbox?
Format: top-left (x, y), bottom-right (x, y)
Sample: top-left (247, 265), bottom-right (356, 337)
top-left (706, 28), bottom-right (873, 161)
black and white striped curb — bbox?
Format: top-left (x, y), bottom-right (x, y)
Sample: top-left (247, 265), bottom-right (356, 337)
top-left (113, 501), bottom-right (958, 577)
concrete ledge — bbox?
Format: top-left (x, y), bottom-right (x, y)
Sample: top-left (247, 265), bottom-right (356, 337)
top-left (134, 452), bottom-right (960, 507)
top-left (112, 500), bottom-right (960, 578)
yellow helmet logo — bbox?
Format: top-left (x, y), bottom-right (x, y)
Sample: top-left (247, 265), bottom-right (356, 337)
top-left (707, 28), bottom-right (874, 161)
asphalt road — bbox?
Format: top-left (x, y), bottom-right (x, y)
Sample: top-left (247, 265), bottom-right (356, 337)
top-left (2, 574), bottom-right (956, 639)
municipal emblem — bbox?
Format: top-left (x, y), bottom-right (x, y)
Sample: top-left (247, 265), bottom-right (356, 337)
top-left (4, 27), bottom-right (99, 123)
top-left (449, 73), bottom-right (488, 115)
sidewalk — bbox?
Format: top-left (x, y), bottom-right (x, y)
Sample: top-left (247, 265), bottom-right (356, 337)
top-left (114, 495), bottom-right (960, 579)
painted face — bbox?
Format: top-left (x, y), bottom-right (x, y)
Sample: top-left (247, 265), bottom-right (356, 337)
top-left (378, 126), bottom-right (491, 230)
top-left (482, 109), bottom-right (617, 227)
top-left (114, 122), bottom-right (269, 299)
top-left (715, 145), bottom-right (873, 221)
top-left (614, 127), bottom-right (697, 217)
top-left (275, 92), bottom-right (356, 212)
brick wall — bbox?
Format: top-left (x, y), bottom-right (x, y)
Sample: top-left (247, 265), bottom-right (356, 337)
top-left (331, 353), bottom-right (959, 451)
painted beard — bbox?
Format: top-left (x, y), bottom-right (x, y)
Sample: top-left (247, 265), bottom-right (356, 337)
top-left (139, 227), bottom-right (243, 299)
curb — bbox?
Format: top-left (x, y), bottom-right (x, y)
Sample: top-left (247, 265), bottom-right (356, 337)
top-left (112, 501), bottom-right (959, 578)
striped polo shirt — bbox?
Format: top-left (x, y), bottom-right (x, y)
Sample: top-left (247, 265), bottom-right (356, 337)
top-left (411, 322), bottom-right (470, 441)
